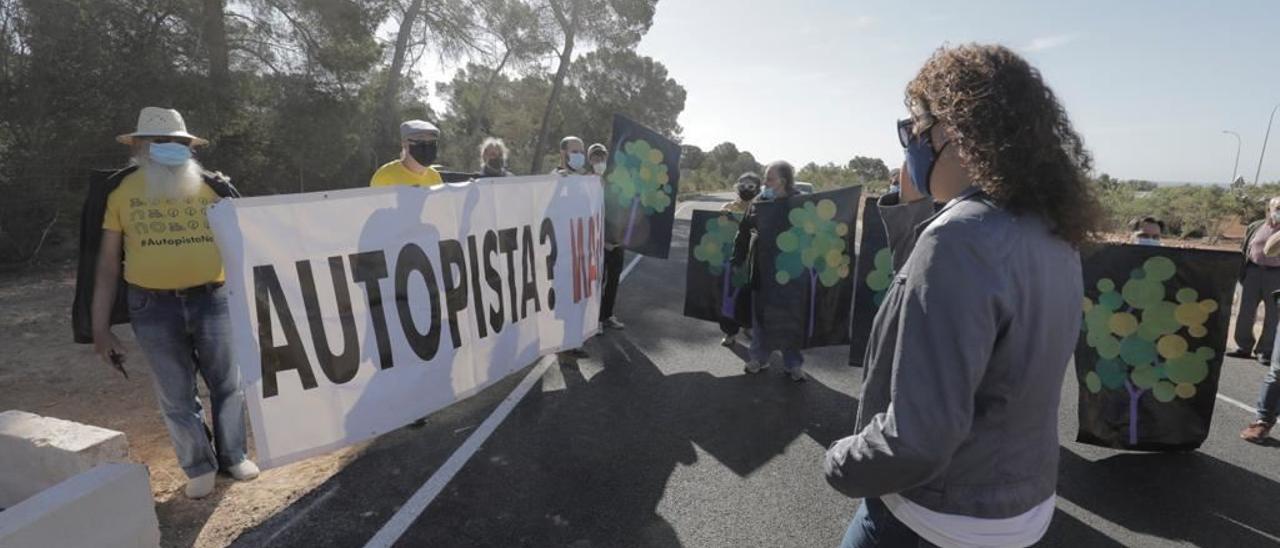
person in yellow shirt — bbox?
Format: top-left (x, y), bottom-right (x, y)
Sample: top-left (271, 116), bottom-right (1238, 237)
top-left (370, 119), bottom-right (445, 187)
top-left (91, 107), bottom-right (258, 500)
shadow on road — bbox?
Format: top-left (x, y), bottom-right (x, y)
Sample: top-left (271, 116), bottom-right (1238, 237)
top-left (1055, 447), bottom-right (1280, 547)
top-left (394, 333), bottom-right (858, 547)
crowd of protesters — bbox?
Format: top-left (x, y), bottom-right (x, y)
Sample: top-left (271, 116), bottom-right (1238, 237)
top-left (77, 43), bottom-right (1279, 547)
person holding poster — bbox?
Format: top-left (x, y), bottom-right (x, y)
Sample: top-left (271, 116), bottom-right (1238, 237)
top-left (553, 135), bottom-right (592, 364)
top-left (1241, 228), bottom-right (1280, 443)
top-left (369, 120), bottom-right (444, 187)
top-left (717, 172), bottom-right (760, 346)
top-left (823, 44), bottom-right (1104, 547)
top-left (733, 161), bottom-right (807, 381)
top-left (89, 107), bottom-right (259, 499)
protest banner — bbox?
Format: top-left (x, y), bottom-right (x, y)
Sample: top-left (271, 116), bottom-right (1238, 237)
top-left (753, 186), bottom-right (861, 350)
top-left (1075, 244), bottom-right (1239, 451)
top-left (207, 175), bottom-right (603, 468)
top-left (683, 209), bottom-right (752, 327)
top-left (603, 114), bottom-right (680, 259)
top-left (847, 196), bottom-right (889, 366)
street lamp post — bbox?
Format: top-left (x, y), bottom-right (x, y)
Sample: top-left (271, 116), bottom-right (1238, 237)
top-left (1255, 102), bottom-right (1280, 185)
top-left (1224, 130), bottom-right (1242, 184)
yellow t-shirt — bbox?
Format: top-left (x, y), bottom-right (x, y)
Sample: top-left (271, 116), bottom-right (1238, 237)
top-left (369, 160), bottom-right (443, 187)
top-left (102, 171), bottom-right (226, 290)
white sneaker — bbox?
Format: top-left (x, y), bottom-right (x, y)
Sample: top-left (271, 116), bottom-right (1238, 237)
top-left (227, 460), bottom-right (260, 481)
top-left (786, 368), bottom-right (808, 382)
top-left (720, 335), bottom-right (735, 347)
top-left (185, 470), bottom-right (216, 499)
top-left (602, 316), bottom-right (626, 330)
top-left (744, 360), bottom-right (770, 374)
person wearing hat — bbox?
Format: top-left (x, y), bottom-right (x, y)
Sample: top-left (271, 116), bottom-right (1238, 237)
top-left (370, 119), bottom-right (444, 187)
top-left (84, 107), bottom-right (258, 499)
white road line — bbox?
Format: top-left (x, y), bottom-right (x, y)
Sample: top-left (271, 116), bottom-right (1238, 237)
top-left (364, 237), bottom-right (649, 548)
top-left (1216, 393), bottom-right (1258, 415)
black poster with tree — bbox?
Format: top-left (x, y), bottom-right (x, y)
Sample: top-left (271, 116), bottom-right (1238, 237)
top-left (603, 114), bottom-right (680, 259)
top-left (1076, 244), bottom-right (1239, 451)
top-left (684, 209), bottom-right (752, 327)
top-left (848, 196), bottom-right (890, 366)
top-left (754, 186), bottom-right (862, 350)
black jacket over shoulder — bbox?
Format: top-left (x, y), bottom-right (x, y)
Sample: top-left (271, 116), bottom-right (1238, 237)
top-left (71, 165), bottom-right (240, 343)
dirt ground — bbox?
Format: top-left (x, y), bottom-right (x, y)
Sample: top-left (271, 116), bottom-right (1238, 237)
top-left (0, 262), bottom-right (369, 547)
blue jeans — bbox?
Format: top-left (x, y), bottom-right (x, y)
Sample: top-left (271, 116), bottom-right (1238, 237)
top-left (748, 299), bottom-right (804, 370)
top-left (1259, 336), bottom-right (1280, 424)
top-left (841, 498), bottom-right (935, 548)
top-left (129, 285), bottom-right (247, 478)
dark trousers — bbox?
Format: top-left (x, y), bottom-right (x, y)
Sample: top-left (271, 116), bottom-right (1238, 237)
top-left (600, 245), bottom-right (625, 320)
top-left (1235, 264), bottom-right (1280, 355)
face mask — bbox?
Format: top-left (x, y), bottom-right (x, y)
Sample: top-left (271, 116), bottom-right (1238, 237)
top-left (483, 157), bottom-right (505, 174)
top-left (149, 142), bottom-right (192, 166)
top-left (593, 161), bottom-right (607, 175)
top-left (567, 152), bottom-right (586, 172)
top-left (760, 186), bottom-right (776, 200)
top-left (1270, 211), bottom-right (1280, 224)
top-left (408, 141), bottom-right (438, 167)
top-left (903, 128), bottom-right (948, 198)
top-left (1136, 236), bottom-right (1162, 247)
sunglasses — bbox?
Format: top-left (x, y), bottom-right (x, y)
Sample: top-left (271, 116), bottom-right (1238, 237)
top-left (149, 137), bottom-right (191, 145)
top-left (897, 118), bottom-right (936, 148)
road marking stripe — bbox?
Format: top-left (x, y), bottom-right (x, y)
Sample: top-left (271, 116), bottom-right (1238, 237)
top-left (1216, 393), bottom-right (1257, 415)
top-left (364, 240), bottom-right (648, 547)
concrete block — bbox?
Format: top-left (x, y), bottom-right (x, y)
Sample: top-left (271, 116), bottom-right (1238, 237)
top-left (0, 410), bottom-right (129, 509)
top-left (0, 463), bottom-right (160, 548)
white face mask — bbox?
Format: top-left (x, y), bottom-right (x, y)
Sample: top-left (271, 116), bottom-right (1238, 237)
top-left (567, 152), bottom-right (586, 171)
top-left (593, 161), bottom-right (607, 174)
top-left (1136, 237), bottom-right (1162, 247)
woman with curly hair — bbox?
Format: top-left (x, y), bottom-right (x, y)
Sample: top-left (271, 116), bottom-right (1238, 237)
top-left (824, 44), bottom-right (1104, 547)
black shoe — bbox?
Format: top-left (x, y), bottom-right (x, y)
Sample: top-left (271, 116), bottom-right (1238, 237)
top-left (1226, 348), bottom-right (1253, 359)
top-left (562, 348), bottom-right (589, 359)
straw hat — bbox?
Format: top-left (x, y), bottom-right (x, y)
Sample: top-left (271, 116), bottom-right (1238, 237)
top-left (116, 107), bottom-right (208, 146)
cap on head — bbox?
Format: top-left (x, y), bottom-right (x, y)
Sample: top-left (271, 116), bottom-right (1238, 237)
top-left (587, 143), bottom-right (607, 157)
top-left (400, 120), bottom-right (440, 141)
top-left (116, 107), bottom-right (208, 146)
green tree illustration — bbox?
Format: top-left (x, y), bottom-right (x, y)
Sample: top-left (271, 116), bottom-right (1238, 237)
top-left (1081, 256), bottom-right (1219, 446)
top-left (607, 139), bottom-right (672, 246)
top-left (864, 248), bottom-right (892, 307)
top-left (774, 199), bottom-right (851, 339)
top-left (692, 213), bottom-right (749, 317)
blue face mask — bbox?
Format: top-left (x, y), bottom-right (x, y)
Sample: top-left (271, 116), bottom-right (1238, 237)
top-left (760, 186), bottom-right (776, 200)
top-left (901, 123), bottom-right (948, 198)
top-left (149, 142), bottom-right (192, 166)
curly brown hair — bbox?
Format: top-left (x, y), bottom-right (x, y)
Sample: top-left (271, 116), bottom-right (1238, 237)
top-left (906, 44), bottom-right (1104, 246)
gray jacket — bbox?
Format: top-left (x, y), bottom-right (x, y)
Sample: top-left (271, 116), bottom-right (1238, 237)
top-left (824, 187), bottom-right (1082, 519)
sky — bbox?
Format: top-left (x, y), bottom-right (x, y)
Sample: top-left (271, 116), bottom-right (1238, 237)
top-left (423, 0), bottom-right (1280, 184)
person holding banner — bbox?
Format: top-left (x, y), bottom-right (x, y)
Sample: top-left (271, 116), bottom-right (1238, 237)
top-left (1241, 229), bottom-right (1280, 443)
top-left (824, 44), bottom-right (1104, 547)
top-left (718, 172), bottom-right (760, 346)
top-left (479, 137), bottom-right (514, 177)
top-left (553, 135), bottom-right (592, 363)
top-left (90, 107), bottom-right (259, 499)
top-left (733, 161), bottom-right (807, 381)
top-left (370, 120), bottom-right (444, 187)
top-left (589, 143), bottom-right (626, 330)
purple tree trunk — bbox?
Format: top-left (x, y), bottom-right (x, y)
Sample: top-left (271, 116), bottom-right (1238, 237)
top-left (1124, 379), bottom-right (1148, 446)
top-left (623, 196), bottom-right (640, 246)
top-left (720, 264), bottom-right (738, 318)
top-left (807, 269), bottom-right (818, 339)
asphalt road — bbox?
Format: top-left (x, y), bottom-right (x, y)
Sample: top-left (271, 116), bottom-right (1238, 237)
top-left (234, 193), bottom-right (1280, 548)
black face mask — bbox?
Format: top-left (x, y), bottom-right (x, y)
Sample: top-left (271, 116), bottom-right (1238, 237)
top-left (408, 141), bottom-right (438, 166)
top-left (738, 189), bottom-right (758, 201)
top-left (483, 157), bottom-right (505, 174)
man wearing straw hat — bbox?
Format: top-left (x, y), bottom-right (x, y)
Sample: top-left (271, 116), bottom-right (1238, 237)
top-left (88, 107), bottom-right (258, 499)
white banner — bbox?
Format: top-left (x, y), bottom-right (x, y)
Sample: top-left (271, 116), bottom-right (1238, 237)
top-left (208, 175), bottom-right (604, 468)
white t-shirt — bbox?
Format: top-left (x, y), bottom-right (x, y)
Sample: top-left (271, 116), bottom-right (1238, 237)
top-left (881, 493), bottom-right (1055, 548)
